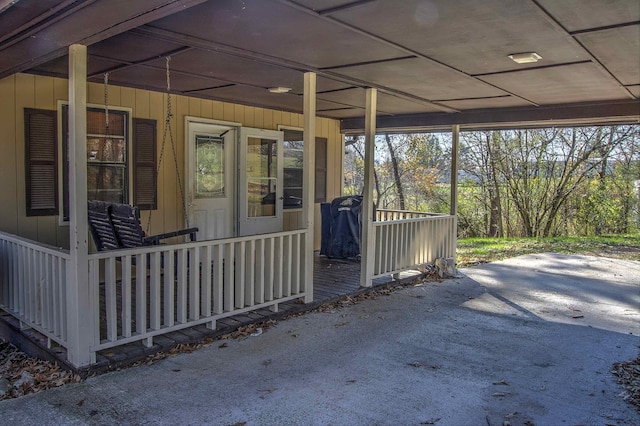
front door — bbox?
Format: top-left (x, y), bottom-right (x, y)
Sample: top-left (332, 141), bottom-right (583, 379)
top-left (238, 127), bottom-right (284, 236)
top-left (187, 121), bottom-right (236, 240)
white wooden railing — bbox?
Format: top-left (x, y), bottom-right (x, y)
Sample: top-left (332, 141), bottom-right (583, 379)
top-left (0, 231), bottom-right (70, 349)
top-left (88, 229), bottom-right (309, 352)
top-left (376, 209), bottom-right (445, 221)
top-left (373, 214), bottom-right (456, 277)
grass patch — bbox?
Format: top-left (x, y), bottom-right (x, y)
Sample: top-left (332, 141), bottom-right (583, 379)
top-left (457, 234), bottom-right (640, 267)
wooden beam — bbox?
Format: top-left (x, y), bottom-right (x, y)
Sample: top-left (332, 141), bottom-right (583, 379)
top-left (302, 72), bottom-right (316, 303)
top-left (360, 88), bottom-right (377, 288)
top-left (66, 44), bottom-right (93, 367)
top-left (340, 99), bottom-right (640, 134)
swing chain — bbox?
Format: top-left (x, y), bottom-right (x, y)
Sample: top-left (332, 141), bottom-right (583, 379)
top-left (103, 72), bottom-right (109, 131)
top-left (146, 56), bottom-right (190, 233)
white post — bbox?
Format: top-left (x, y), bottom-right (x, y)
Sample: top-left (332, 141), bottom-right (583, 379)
top-left (450, 124), bottom-right (460, 263)
top-left (66, 44), bottom-right (93, 366)
top-left (360, 88), bottom-right (377, 287)
top-left (302, 72), bottom-right (316, 303)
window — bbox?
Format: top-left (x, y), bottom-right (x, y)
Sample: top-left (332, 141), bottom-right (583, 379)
top-left (24, 107), bottom-right (156, 219)
top-left (62, 106), bottom-right (129, 221)
top-left (282, 129), bottom-right (327, 209)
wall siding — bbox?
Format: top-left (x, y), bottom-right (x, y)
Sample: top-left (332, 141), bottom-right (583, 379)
top-left (0, 74), bottom-right (343, 250)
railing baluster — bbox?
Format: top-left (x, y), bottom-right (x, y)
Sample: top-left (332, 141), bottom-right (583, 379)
top-left (150, 251), bottom-right (162, 330)
top-left (274, 236), bottom-right (283, 299)
top-left (255, 239), bottom-right (265, 304)
top-left (264, 237), bottom-right (274, 302)
top-left (244, 239), bottom-right (255, 307)
top-left (292, 234), bottom-right (300, 294)
top-left (188, 247), bottom-right (200, 320)
top-left (135, 253), bottom-right (147, 334)
top-left (177, 249), bottom-right (187, 323)
top-left (213, 244), bottom-right (223, 314)
top-left (122, 256), bottom-right (132, 337)
top-left (283, 235), bottom-right (292, 297)
top-left (236, 242), bottom-right (246, 309)
top-left (163, 249), bottom-right (175, 327)
top-left (223, 243), bottom-right (234, 312)
top-left (105, 257), bottom-right (117, 342)
top-left (201, 245), bottom-right (212, 317)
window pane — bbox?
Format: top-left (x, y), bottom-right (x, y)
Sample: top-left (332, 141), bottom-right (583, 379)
top-left (87, 164), bottom-right (126, 203)
top-left (246, 137), bottom-right (277, 218)
top-left (196, 135), bottom-right (225, 198)
top-left (87, 137), bottom-right (126, 162)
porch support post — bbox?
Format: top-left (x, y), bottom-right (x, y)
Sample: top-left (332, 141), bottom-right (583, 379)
top-left (66, 44), bottom-right (93, 366)
top-left (360, 88), bottom-right (377, 288)
top-left (302, 72), bottom-right (316, 303)
top-left (450, 124), bottom-right (460, 261)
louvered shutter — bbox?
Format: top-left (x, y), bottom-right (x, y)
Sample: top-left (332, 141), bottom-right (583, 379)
top-left (315, 137), bottom-right (327, 203)
top-left (133, 118), bottom-right (157, 210)
top-left (25, 109), bottom-right (58, 216)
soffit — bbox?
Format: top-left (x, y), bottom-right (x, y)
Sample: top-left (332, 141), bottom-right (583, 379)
top-left (0, 0), bottom-right (637, 130)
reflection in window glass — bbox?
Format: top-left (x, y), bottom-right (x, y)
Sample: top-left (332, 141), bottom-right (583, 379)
top-left (196, 135), bottom-right (225, 198)
top-left (247, 137), bottom-right (277, 218)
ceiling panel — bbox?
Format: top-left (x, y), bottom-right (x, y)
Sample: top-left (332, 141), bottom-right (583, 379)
top-left (576, 26), bottom-right (640, 86)
top-left (438, 96), bottom-right (531, 110)
top-left (149, 48), bottom-right (304, 91)
top-left (480, 63), bottom-right (631, 105)
top-left (149, 0), bottom-right (405, 68)
top-left (193, 85), bottom-right (349, 113)
top-left (330, 0), bottom-right (589, 75)
top-left (377, 93), bottom-right (443, 115)
top-left (536, 0), bottom-right (640, 32)
top-left (318, 108), bottom-right (366, 119)
top-left (627, 85), bottom-right (640, 98)
top-left (292, 0), bottom-right (360, 12)
top-left (333, 57), bottom-right (506, 100)
top-left (89, 32), bottom-right (186, 63)
top-left (31, 55), bottom-right (124, 79)
top-left (0, 0), bottom-right (62, 37)
top-left (105, 65), bottom-right (230, 93)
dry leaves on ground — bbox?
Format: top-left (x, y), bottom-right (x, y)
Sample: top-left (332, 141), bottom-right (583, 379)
top-left (612, 357), bottom-right (640, 411)
top-left (0, 340), bottom-right (81, 400)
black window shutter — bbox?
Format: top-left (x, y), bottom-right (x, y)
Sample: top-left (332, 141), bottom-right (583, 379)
top-left (315, 137), bottom-right (327, 203)
top-left (132, 118), bottom-right (157, 210)
top-left (24, 108), bottom-right (58, 216)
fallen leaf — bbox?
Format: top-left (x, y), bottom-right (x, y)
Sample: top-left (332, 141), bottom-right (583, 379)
top-left (493, 380), bottom-right (509, 386)
top-left (219, 343), bottom-right (228, 349)
top-left (77, 399), bottom-right (84, 406)
top-left (262, 359), bottom-right (272, 367)
top-left (258, 388), bottom-right (277, 393)
top-left (335, 322), bottom-right (350, 327)
top-left (492, 392), bottom-right (509, 397)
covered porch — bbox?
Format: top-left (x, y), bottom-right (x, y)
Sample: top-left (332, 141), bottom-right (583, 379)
top-left (0, 218), bottom-right (452, 370)
top-left (0, 0), bottom-right (638, 369)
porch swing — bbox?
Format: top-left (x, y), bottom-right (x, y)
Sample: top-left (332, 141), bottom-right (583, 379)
top-left (88, 58), bottom-right (198, 251)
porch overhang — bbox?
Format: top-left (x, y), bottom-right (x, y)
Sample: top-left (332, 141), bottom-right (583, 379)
top-left (340, 99), bottom-right (640, 134)
top-left (0, 0), bottom-right (637, 132)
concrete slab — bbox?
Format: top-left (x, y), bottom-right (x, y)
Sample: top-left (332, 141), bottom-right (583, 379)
top-left (1, 253), bottom-right (638, 425)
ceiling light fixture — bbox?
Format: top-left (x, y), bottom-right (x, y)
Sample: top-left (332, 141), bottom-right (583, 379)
top-left (268, 87), bottom-right (292, 94)
top-left (508, 52), bottom-right (542, 64)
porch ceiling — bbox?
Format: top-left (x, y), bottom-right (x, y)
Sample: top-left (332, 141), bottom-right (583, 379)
top-left (1, 0), bottom-right (638, 132)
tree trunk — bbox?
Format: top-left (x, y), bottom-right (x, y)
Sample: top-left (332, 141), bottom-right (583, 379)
top-left (384, 134), bottom-right (405, 210)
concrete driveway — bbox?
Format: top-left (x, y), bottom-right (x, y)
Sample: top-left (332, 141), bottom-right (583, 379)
top-left (1, 253), bottom-right (639, 425)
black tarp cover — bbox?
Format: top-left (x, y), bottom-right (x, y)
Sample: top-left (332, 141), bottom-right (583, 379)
top-left (320, 195), bottom-right (363, 259)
